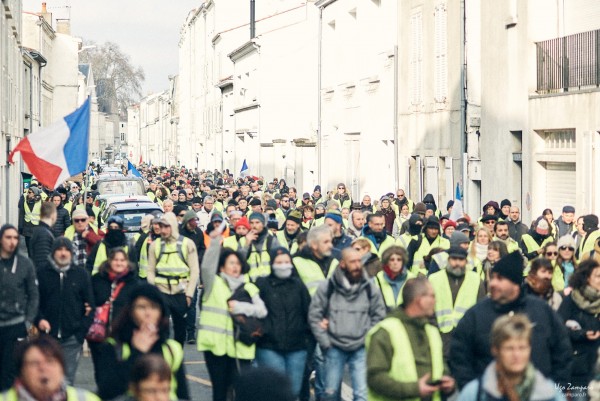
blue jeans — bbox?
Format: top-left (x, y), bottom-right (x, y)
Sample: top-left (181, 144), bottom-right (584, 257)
top-left (322, 346), bottom-right (366, 401)
top-left (256, 348), bottom-right (308, 398)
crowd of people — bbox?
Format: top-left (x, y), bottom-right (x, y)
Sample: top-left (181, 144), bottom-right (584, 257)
top-left (3, 164), bottom-right (600, 401)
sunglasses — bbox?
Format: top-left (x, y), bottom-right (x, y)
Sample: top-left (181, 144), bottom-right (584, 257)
top-left (484, 221), bottom-right (495, 224)
top-left (559, 246), bottom-right (575, 251)
top-left (338, 187), bottom-right (345, 190)
top-left (74, 218), bottom-right (87, 223)
top-left (545, 251), bottom-right (558, 257)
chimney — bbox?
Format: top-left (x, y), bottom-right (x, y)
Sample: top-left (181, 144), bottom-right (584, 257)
top-left (250, 0), bottom-right (255, 39)
top-left (56, 19), bottom-right (71, 35)
top-left (40, 2), bottom-right (52, 25)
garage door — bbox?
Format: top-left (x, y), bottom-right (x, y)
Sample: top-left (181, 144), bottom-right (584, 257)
top-left (545, 162), bottom-right (576, 215)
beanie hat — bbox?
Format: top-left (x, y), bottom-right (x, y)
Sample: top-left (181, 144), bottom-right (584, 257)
top-left (72, 209), bottom-right (87, 220)
top-left (314, 185), bottom-right (321, 192)
top-left (29, 187), bottom-right (41, 196)
top-left (491, 251), bottom-right (524, 285)
top-left (380, 196), bottom-right (391, 204)
top-left (267, 217), bottom-right (279, 230)
top-left (192, 196), bottom-right (203, 204)
top-left (562, 205), bottom-right (575, 214)
top-left (442, 220), bottom-right (457, 231)
top-left (535, 218), bottom-right (550, 236)
top-left (413, 202), bottom-right (427, 215)
top-left (303, 192), bottom-right (311, 200)
top-left (269, 246), bottom-right (292, 265)
top-left (500, 199), bottom-right (512, 208)
top-left (557, 235), bottom-right (576, 250)
top-left (266, 200), bottom-right (277, 210)
top-left (249, 212), bottom-right (266, 224)
top-left (210, 211), bottom-right (224, 222)
top-left (249, 198), bottom-right (262, 207)
top-left (173, 205), bottom-right (186, 217)
top-left (481, 214), bottom-right (498, 223)
top-left (583, 214), bottom-right (599, 233)
top-left (456, 223), bottom-right (471, 233)
top-left (286, 210), bottom-right (302, 225)
top-left (325, 211), bottom-right (343, 225)
top-left (447, 246), bottom-right (468, 259)
top-left (450, 231), bottom-right (470, 247)
top-left (426, 204), bottom-right (436, 212)
top-left (483, 201), bottom-right (500, 213)
top-left (106, 215), bottom-right (124, 229)
top-left (235, 216), bottom-right (251, 231)
top-left (51, 237), bottom-right (74, 255)
top-left (425, 216), bottom-right (441, 229)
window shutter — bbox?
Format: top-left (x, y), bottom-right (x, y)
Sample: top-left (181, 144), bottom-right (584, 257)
top-left (434, 4), bottom-right (448, 103)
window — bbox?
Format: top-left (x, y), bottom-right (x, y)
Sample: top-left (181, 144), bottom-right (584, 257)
top-left (544, 130), bottom-right (576, 149)
top-left (434, 4), bottom-right (448, 103)
top-left (410, 11), bottom-right (423, 105)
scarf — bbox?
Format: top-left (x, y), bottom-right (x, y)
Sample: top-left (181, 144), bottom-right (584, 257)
top-left (48, 257), bottom-right (71, 274)
top-left (496, 363), bottom-right (535, 401)
top-left (15, 379), bottom-right (67, 401)
top-left (571, 286), bottom-right (600, 315)
top-left (108, 270), bottom-right (129, 282)
top-left (104, 229), bottom-right (127, 249)
top-left (72, 231), bottom-right (87, 268)
top-left (475, 242), bottom-right (488, 262)
top-left (383, 264), bottom-right (403, 280)
top-left (220, 272), bottom-right (245, 291)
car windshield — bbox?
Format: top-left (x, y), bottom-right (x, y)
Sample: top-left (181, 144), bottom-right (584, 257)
top-left (97, 179), bottom-right (145, 196)
top-left (115, 210), bottom-right (152, 232)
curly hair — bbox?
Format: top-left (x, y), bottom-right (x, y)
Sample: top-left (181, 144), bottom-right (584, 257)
top-left (569, 259), bottom-right (600, 291)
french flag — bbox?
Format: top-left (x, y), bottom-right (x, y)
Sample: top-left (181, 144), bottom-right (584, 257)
top-left (9, 98), bottom-right (90, 189)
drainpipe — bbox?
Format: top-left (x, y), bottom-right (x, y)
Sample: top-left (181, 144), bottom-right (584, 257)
top-left (393, 45), bottom-right (399, 190)
top-left (460, 0), bottom-right (467, 212)
top-left (250, 0), bottom-right (256, 39)
top-left (317, 7), bottom-right (323, 186)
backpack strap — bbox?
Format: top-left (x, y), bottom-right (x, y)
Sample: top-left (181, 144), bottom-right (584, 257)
top-left (157, 236), bottom-right (187, 266)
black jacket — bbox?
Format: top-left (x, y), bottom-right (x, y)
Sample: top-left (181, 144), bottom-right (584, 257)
top-left (52, 204), bottom-right (71, 237)
top-left (180, 224), bottom-right (206, 267)
top-left (449, 292), bottom-right (572, 389)
top-left (255, 274), bottom-right (312, 352)
top-left (91, 270), bottom-right (139, 328)
top-left (0, 253), bottom-right (39, 324)
top-left (28, 221), bottom-right (55, 269)
top-left (35, 261), bottom-right (95, 343)
top-left (557, 293), bottom-right (600, 386)
top-left (507, 219), bottom-right (528, 243)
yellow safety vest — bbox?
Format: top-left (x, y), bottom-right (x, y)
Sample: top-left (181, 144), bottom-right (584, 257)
top-left (197, 277), bottom-right (257, 360)
top-left (64, 224), bottom-right (99, 241)
top-left (551, 260), bottom-right (565, 292)
top-left (494, 237), bottom-right (520, 253)
top-left (411, 236), bottom-right (450, 275)
top-left (373, 270), bottom-right (416, 310)
top-left (1, 386), bottom-right (99, 401)
top-left (293, 256), bottom-right (339, 296)
top-left (146, 191), bottom-right (156, 202)
top-left (579, 231), bottom-right (600, 262)
top-left (396, 233), bottom-right (417, 249)
top-left (93, 243), bottom-right (130, 275)
top-left (223, 235), bottom-right (240, 251)
top-left (23, 201), bottom-right (42, 225)
top-left (431, 252), bottom-right (482, 277)
top-left (138, 236), bottom-right (152, 279)
top-left (153, 237), bottom-right (190, 285)
top-left (366, 317), bottom-right (443, 401)
top-left (246, 235), bottom-right (275, 282)
top-left (521, 234), bottom-right (552, 260)
top-left (106, 338), bottom-right (183, 400)
top-left (359, 235), bottom-right (396, 259)
top-left (275, 231), bottom-right (299, 254)
top-left (429, 269), bottom-right (480, 333)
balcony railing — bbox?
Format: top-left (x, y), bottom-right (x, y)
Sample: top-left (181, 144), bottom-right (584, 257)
top-left (536, 29), bottom-right (600, 93)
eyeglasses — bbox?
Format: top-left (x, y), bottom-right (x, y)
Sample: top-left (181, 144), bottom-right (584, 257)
top-left (484, 221), bottom-right (496, 225)
top-left (74, 219), bottom-right (87, 223)
top-left (559, 246), bottom-right (575, 251)
top-left (545, 251), bottom-right (558, 257)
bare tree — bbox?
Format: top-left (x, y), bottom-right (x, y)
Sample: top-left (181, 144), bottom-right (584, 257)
top-left (79, 40), bottom-right (144, 119)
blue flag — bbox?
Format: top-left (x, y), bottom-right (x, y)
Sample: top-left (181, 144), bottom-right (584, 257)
top-left (127, 159), bottom-right (142, 177)
top-left (449, 183), bottom-right (463, 222)
top-left (240, 159), bottom-right (249, 177)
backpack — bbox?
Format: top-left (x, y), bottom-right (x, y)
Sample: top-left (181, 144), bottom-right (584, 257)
top-left (157, 235), bottom-right (187, 265)
top-left (229, 285), bottom-right (264, 346)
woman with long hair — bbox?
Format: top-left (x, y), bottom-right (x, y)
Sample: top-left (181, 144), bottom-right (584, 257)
top-left (542, 208), bottom-right (557, 239)
top-left (554, 235), bottom-right (578, 293)
top-left (481, 241), bottom-right (509, 287)
top-left (378, 196), bottom-right (396, 235)
top-left (95, 284), bottom-right (188, 401)
top-left (558, 259), bottom-right (600, 401)
top-left (458, 314), bottom-right (565, 401)
top-left (470, 226), bottom-right (493, 263)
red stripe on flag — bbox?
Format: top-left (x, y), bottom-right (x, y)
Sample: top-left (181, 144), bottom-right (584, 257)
top-left (9, 137), bottom-right (63, 189)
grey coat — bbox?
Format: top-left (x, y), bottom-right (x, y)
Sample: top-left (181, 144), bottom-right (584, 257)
top-left (309, 267), bottom-right (386, 352)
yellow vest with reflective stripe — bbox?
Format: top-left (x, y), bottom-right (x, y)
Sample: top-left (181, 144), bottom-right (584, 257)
top-left (153, 237), bottom-right (190, 284)
top-left (197, 276), bottom-right (257, 360)
top-left (138, 237), bottom-right (152, 279)
top-left (494, 236), bottom-right (520, 253)
top-left (106, 338), bottom-right (183, 400)
top-left (521, 234), bottom-right (552, 259)
top-left (1, 386), bottom-right (99, 401)
top-left (275, 231), bottom-right (299, 254)
top-left (579, 230), bottom-right (600, 261)
top-left (359, 235), bottom-right (396, 258)
top-left (411, 236), bottom-right (450, 275)
top-left (373, 270), bottom-right (416, 309)
top-left (93, 243), bottom-right (129, 275)
top-left (396, 233), bottom-right (417, 249)
top-left (366, 317), bottom-right (443, 401)
top-left (24, 201), bottom-right (42, 225)
top-left (429, 269), bottom-right (480, 333)
top-left (293, 256), bottom-right (338, 296)
top-left (551, 260), bottom-right (565, 292)
top-left (246, 235), bottom-right (274, 282)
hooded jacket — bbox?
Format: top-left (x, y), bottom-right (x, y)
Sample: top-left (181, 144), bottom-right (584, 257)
top-left (147, 212), bottom-right (199, 297)
top-left (449, 291), bottom-right (572, 389)
top-left (28, 221), bottom-right (55, 269)
top-left (52, 203), bottom-right (71, 237)
top-left (35, 255), bottom-right (95, 343)
top-left (180, 210), bottom-right (206, 266)
top-left (346, 211), bottom-right (364, 239)
top-left (422, 194), bottom-right (438, 212)
top-left (309, 267), bottom-right (386, 351)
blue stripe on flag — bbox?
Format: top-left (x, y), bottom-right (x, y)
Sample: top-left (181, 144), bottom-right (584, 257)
top-left (63, 98), bottom-right (90, 175)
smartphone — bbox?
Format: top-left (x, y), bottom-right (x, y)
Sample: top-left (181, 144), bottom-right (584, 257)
top-left (427, 380), bottom-right (443, 386)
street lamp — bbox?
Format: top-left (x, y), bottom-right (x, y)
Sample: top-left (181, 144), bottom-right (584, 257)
top-left (78, 45), bottom-right (96, 53)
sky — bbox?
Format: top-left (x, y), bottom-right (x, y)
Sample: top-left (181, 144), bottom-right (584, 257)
top-left (22, 0), bottom-right (198, 95)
